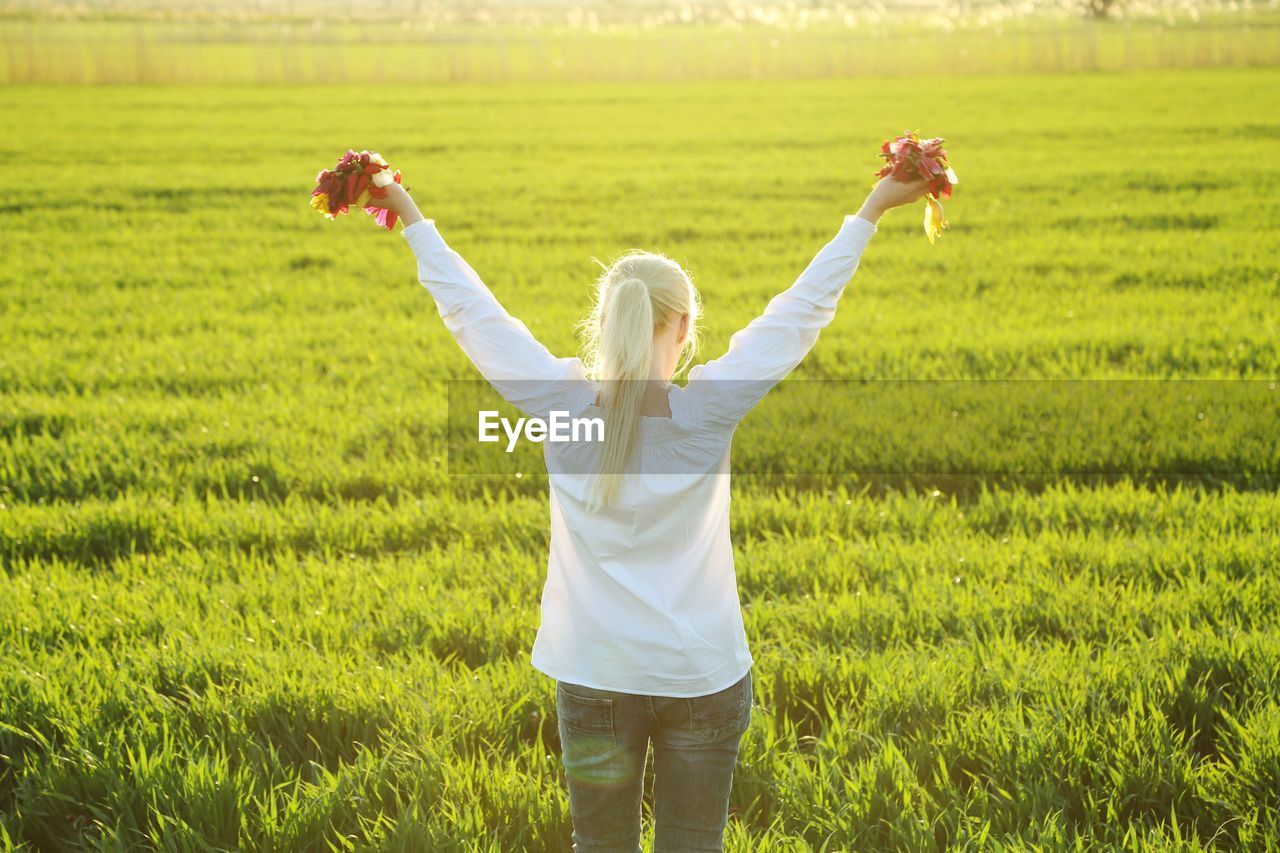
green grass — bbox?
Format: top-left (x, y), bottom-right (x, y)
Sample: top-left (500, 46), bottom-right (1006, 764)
top-left (2, 67), bottom-right (1280, 849)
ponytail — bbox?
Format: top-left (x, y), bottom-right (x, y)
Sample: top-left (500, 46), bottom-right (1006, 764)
top-left (579, 251), bottom-right (701, 511)
top-left (589, 278), bottom-right (652, 510)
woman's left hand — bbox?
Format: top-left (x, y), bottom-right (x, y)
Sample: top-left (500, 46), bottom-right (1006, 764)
top-left (365, 182), bottom-right (426, 228)
top-left (365, 182), bottom-right (409, 212)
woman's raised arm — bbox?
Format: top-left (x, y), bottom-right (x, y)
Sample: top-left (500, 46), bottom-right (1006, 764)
top-left (686, 176), bottom-right (930, 428)
top-left (373, 184), bottom-right (586, 419)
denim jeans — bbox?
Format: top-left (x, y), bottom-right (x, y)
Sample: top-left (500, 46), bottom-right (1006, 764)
top-left (555, 669), bottom-right (753, 853)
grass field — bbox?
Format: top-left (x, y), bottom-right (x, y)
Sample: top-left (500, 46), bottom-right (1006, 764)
top-left (2, 65), bottom-right (1280, 849)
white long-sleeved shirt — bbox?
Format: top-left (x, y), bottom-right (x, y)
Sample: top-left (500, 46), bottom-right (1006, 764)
top-left (403, 214), bottom-right (878, 697)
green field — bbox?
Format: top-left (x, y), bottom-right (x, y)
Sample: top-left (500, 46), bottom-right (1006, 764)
top-left (3, 66), bottom-right (1280, 850)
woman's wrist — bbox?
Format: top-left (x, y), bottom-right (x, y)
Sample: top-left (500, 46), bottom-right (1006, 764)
top-left (854, 200), bottom-right (887, 224)
top-left (382, 183), bottom-right (410, 211)
top-left (388, 185), bottom-right (425, 227)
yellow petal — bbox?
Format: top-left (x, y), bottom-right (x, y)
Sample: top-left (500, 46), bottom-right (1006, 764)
top-left (923, 196), bottom-right (948, 244)
top-left (354, 188), bottom-right (372, 208)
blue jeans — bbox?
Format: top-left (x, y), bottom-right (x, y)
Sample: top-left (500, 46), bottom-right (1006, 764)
top-left (555, 669), bottom-right (753, 852)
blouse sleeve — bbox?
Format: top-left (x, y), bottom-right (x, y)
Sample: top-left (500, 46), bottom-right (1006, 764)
top-left (685, 214), bottom-right (877, 428)
top-left (402, 219), bottom-right (588, 420)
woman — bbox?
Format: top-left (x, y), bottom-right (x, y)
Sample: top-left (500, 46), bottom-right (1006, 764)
top-left (367, 171), bottom-right (929, 851)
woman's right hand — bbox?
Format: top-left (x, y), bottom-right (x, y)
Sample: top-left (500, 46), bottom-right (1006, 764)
top-left (855, 176), bottom-right (932, 224)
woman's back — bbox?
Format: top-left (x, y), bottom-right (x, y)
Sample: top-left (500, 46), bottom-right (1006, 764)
top-left (536, 379), bottom-right (749, 697)
top-left (397, 207), bottom-right (887, 699)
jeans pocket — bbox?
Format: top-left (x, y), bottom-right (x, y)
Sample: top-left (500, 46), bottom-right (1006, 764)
top-left (688, 670), bottom-right (752, 742)
top-left (557, 682), bottom-right (617, 744)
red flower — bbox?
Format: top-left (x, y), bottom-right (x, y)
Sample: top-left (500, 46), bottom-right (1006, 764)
top-left (875, 130), bottom-right (957, 201)
top-left (875, 131), bottom-right (959, 243)
top-left (309, 149), bottom-right (401, 231)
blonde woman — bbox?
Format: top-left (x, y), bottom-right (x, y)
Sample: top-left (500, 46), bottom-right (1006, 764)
top-left (368, 171), bottom-right (929, 851)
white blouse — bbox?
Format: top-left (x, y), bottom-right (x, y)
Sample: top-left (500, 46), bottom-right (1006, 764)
top-left (403, 214), bottom-right (878, 697)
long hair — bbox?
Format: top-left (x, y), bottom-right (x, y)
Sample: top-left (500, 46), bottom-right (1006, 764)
top-left (578, 250), bottom-right (701, 511)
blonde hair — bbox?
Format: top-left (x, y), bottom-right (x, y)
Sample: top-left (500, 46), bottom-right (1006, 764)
top-left (578, 250), bottom-right (701, 511)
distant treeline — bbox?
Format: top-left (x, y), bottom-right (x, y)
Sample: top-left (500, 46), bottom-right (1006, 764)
top-left (1, 2), bottom-right (1277, 83)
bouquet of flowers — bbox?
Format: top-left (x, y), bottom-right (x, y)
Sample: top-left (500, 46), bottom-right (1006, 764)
top-left (310, 149), bottom-right (403, 230)
top-left (876, 131), bottom-right (959, 243)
